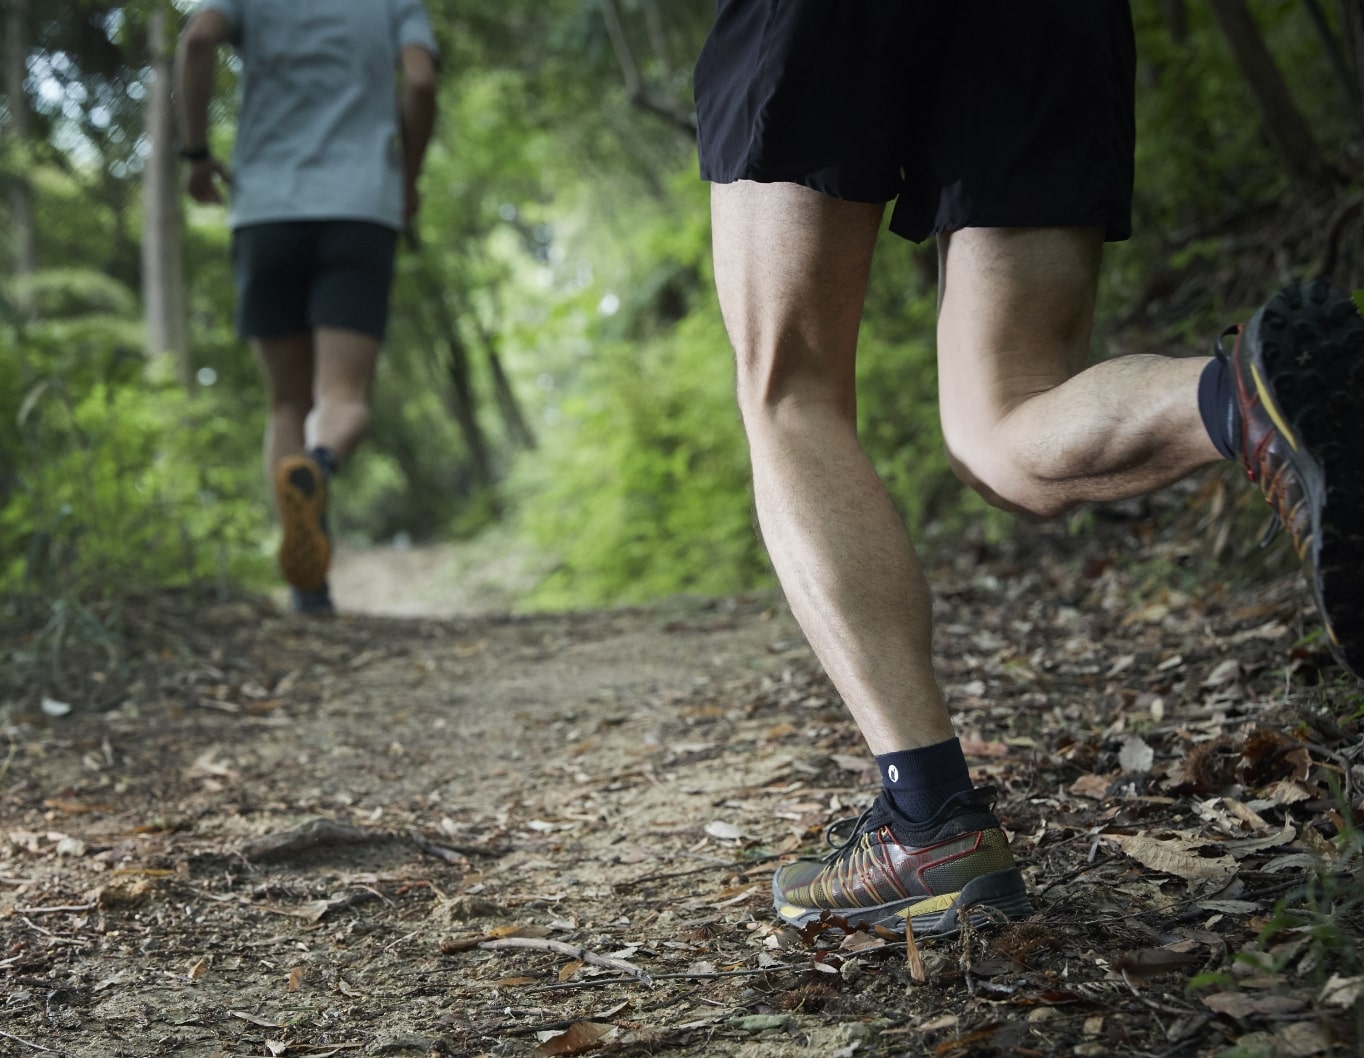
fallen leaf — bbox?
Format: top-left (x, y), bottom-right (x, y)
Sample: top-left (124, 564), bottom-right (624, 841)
top-left (905, 925), bottom-right (926, 984)
top-left (727, 1014), bottom-right (792, 1033)
top-left (959, 739), bottom-right (1009, 758)
top-left (1234, 1023), bottom-right (1331, 1057)
top-left (1220, 823), bottom-right (1297, 858)
top-left (839, 931), bottom-right (888, 953)
top-left (230, 1011), bottom-right (285, 1029)
top-left (1112, 948), bottom-right (1200, 986)
top-left (266, 1041), bottom-right (288, 1057)
top-left (1202, 659), bottom-right (1242, 688)
top-left (935, 1026), bottom-right (1001, 1056)
top-left (1106, 833), bottom-right (1237, 883)
top-left (1069, 774), bottom-right (1112, 800)
top-left (1119, 736), bottom-right (1155, 774)
top-left (1201, 992), bottom-right (1306, 1018)
top-left (43, 799), bottom-right (115, 815)
top-left (1319, 974), bottom-right (1364, 1009)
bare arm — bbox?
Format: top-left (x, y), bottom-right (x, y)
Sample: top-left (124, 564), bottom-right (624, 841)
top-left (399, 44), bottom-right (438, 222)
top-left (175, 9), bottom-right (233, 203)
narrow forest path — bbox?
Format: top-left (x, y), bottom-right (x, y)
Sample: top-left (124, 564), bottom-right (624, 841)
top-left (3, 506), bottom-right (1362, 1058)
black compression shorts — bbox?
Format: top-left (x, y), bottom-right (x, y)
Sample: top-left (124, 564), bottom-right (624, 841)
top-left (231, 220), bottom-right (399, 341)
top-left (694, 0), bottom-right (1136, 243)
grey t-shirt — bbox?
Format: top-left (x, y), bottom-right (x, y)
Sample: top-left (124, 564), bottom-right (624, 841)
top-left (198, 0), bottom-right (437, 230)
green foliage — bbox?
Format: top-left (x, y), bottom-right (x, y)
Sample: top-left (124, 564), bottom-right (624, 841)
top-left (0, 298), bottom-right (270, 608)
top-left (5, 0), bottom-right (1364, 611)
top-left (1261, 779), bottom-right (1364, 977)
top-left (511, 235), bottom-right (768, 607)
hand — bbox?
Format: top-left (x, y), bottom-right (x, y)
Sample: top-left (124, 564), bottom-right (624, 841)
top-left (186, 158), bottom-right (233, 205)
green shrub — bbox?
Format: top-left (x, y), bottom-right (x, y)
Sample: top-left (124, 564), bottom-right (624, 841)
top-left (0, 326), bottom-right (271, 607)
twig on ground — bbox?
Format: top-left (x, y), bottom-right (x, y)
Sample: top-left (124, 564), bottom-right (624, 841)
top-left (1034, 853), bottom-right (1120, 898)
top-left (240, 819), bottom-right (392, 863)
top-left (617, 852), bottom-right (784, 890)
top-left (479, 937), bottom-right (654, 986)
top-left (406, 828), bottom-right (504, 861)
top-left (525, 966), bottom-right (789, 993)
top-left (0, 1029), bottom-right (72, 1055)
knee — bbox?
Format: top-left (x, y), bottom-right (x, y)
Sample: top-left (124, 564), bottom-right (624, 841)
top-left (944, 436), bottom-right (1075, 521)
top-left (733, 344), bottom-right (855, 430)
top-left (269, 392), bottom-right (314, 420)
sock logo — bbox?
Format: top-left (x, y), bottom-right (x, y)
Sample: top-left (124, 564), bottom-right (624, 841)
top-left (887, 765), bottom-right (899, 784)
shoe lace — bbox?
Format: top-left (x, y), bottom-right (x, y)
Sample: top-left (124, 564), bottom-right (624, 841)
top-left (820, 803), bottom-right (876, 864)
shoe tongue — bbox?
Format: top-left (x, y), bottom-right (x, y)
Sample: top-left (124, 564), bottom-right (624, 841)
top-left (863, 793), bottom-right (901, 832)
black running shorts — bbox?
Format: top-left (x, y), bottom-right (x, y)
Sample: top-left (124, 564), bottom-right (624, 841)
top-left (694, 0), bottom-right (1136, 243)
top-left (231, 220), bottom-right (399, 341)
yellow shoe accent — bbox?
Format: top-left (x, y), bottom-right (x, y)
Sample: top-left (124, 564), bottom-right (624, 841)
top-left (895, 891), bottom-right (959, 921)
top-left (275, 455), bottom-right (330, 592)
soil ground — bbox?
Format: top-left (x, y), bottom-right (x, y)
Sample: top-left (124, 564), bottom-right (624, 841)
top-left (3, 496), bottom-right (1363, 1058)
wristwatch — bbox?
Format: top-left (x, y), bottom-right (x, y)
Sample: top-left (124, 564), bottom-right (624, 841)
top-left (178, 146), bottom-right (212, 162)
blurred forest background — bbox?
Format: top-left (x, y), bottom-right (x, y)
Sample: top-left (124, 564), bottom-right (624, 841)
top-left (1, 0), bottom-right (1363, 625)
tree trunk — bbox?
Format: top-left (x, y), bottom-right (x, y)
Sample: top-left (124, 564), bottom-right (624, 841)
top-left (1161, 0), bottom-right (1190, 44)
top-left (449, 284), bottom-right (537, 452)
top-left (1208, 0), bottom-right (1332, 188)
top-left (4, 0), bottom-right (35, 281)
top-left (1342, 0), bottom-right (1364, 119)
top-left (141, 4), bottom-right (191, 387)
top-left (486, 341), bottom-right (537, 452)
top-left (416, 268), bottom-right (494, 490)
top-left (1303, 0), bottom-right (1362, 118)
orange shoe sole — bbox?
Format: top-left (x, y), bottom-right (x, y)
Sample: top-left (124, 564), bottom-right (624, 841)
top-left (274, 455), bottom-right (331, 592)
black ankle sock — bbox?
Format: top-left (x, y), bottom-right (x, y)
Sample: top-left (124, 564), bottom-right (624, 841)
top-left (1198, 357), bottom-right (1242, 461)
top-left (875, 738), bottom-right (974, 824)
top-left (309, 445), bottom-right (339, 480)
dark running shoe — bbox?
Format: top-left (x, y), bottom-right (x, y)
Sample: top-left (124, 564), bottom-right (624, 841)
top-left (1223, 280), bottom-right (1364, 677)
top-left (274, 454), bottom-right (331, 593)
top-left (291, 584), bottom-right (336, 616)
top-left (772, 787), bottom-right (1031, 937)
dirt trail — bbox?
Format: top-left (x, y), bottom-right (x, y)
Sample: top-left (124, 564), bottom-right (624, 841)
top-left (3, 516), bottom-right (1362, 1058)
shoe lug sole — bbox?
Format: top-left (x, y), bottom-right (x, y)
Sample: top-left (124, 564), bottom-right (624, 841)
top-left (773, 867), bottom-right (1030, 938)
top-left (275, 457), bottom-right (331, 593)
top-left (1250, 281), bottom-right (1364, 676)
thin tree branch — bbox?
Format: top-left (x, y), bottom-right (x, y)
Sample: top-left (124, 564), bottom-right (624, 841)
top-left (598, 0), bottom-right (697, 139)
top-left (479, 936), bottom-right (655, 985)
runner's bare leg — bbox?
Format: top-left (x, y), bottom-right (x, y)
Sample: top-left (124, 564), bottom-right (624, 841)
top-left (936, 227), bottom-right (1219, 516)
top-left (254, 333), bottom-right (314, 505)
top-left (713, 180), bottom-right (949, 754)
top-left (308, 326), bottom-right (380, 462)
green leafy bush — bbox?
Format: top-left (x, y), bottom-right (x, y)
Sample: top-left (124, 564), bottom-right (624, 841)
top-left (514, 304), bottom-right (767, 608)
top-left (0, 320), bottom-right (270, 608)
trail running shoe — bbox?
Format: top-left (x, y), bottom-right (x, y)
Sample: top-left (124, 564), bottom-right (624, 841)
top-left (291, 584), bottom-right (336, 616)
top-left (274, 454), bottom-right (331, 593)
top-left (1223, 280), bottom-right (1364, 677)
top-left (772, 787), bottom-right (1031, 937)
